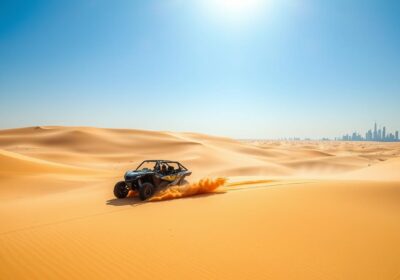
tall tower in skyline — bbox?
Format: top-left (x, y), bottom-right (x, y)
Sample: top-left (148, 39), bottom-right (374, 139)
top-left (383, 126), bottom-right (386, 140)
top-left (374, 122), bottom-right (378, 140)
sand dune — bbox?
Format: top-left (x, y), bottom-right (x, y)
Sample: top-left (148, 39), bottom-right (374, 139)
top-left (342, 157), bottom-right (400, 181)
top-left (1, 126), bottom-right (400, 279)
top-left (0, 149), bottom-right (100, 176)
top-left (2, 126), bottom-right (399, 179)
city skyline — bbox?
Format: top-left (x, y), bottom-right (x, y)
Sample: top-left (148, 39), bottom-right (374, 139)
top-left (242, 122), bottom-right (399, 142)
top-left (339, 122), bottom-right (399, 142)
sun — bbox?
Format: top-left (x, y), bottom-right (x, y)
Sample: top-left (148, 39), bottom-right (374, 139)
top-left (201, 0), bottom-right (266, 24)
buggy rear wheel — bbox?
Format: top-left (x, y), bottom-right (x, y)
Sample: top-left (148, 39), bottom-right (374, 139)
top-left (114, 181), bottom-right (129, 199)
top-left (139, 182), bottom-right (155, 201)
top-left (179, 178), bottom-right (189, 186)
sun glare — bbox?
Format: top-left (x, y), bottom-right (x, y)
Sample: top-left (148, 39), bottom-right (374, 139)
top-left (202, 0), bottom-right (267, 25)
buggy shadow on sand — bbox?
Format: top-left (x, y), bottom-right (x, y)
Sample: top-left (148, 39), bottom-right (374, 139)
top-left (114, 160), bottom-right (191, 201)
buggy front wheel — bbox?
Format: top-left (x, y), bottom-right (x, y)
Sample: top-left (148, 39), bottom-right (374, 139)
top-left (114, 181), bottom-right (129, 199)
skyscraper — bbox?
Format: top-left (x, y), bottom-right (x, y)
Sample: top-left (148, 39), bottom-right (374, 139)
top-left (396, 131), bottom-right (399, 141)
top-left (366, 130), bottom-right (372, 141)
top-left (383, 126), bottom-right (386, 140)
top-left (374, 122), bottom-right (377, 140)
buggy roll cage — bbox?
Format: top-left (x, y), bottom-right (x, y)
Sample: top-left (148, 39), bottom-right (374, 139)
top-left (135, 160), bottom-right (188, 171)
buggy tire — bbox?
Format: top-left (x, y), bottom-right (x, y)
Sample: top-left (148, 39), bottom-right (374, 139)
top-left (114, 181), bottom-right (129, 199)
top-left (158, 181), bottom-right (169, 189)
top-left (179, 178), bottom-right (189, 186)
top-left (139, 182), bottom-right (155, 201)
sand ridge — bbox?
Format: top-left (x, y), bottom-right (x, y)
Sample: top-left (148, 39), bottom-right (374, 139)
top-left (1, 126), bottom-right (399, 180)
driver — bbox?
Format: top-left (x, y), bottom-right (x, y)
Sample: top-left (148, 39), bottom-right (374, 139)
top-left (161, 164), bottom-right (167, 175)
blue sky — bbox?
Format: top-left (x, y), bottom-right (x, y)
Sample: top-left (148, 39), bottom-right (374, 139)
top-left (0, 0), bottom-right (399, 138)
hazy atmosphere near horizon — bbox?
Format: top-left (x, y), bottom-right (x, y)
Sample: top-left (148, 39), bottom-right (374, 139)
top-left (1, 0), bottom-right (399, 138)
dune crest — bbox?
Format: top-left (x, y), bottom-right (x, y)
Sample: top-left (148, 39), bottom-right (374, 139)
top-left (149, 177), bottom-right (227, 201)
top-left (341, 157), bottom-right (400, 181)
top-left (0, 149), bottom-right (99, 176)
top-left (1, 126), bottom-right (399, 179)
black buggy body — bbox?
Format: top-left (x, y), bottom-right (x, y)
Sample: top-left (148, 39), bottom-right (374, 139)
top-left (113, 160), bottom-right (192, 200)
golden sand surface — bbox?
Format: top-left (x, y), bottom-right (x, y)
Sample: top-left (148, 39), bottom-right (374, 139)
top-left (1, 126), bottom-right (399, 279)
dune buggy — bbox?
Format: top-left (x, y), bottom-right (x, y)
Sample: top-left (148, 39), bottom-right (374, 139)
top-left (113, 160), bottom-right (192, 200)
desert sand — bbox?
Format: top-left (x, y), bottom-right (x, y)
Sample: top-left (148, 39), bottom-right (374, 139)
top-left (1, 126), bottom-right (400, 279)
